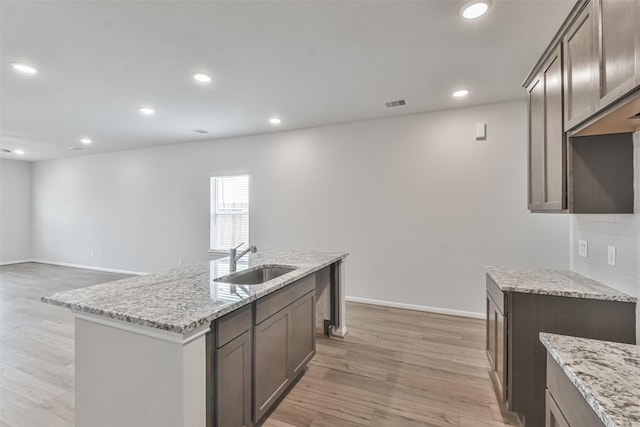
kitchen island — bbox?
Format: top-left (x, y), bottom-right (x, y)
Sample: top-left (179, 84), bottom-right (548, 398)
top-left (42, 249), bottom-right (348, 427)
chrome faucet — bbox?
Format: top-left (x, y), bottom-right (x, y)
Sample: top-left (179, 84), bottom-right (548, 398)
top-left (229, 243), bottom-right (257, 272)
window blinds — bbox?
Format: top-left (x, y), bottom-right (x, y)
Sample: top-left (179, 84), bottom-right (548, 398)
top-left (210, 175), bottom-right (249, 250)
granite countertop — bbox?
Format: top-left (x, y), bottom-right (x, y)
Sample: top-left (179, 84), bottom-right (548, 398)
top-left (42, 249), bottom-right (348, 334)
top-left (540, 333), bottom-right (640, 427)
top-left (485, 266), bottom-right (636, 303)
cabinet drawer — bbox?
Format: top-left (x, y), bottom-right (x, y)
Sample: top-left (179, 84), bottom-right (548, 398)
top-left (215, 304), bottom-right (252, 348)
top-left (486, 275), bottom-right (506, 314)
top-left (255, 274), bottom-right (316, 325)
top-left (546, 355), bottom-right (604, 427)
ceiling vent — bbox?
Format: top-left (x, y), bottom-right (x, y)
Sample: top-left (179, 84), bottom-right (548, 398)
top-left (193, 129), bottom-right (208, 134)
top-left (68, 146), bottom-right (86, 151)
top-left (0, 148), bottom-right (12, 153)
top-left (385, 99), bottom-right (406, 109)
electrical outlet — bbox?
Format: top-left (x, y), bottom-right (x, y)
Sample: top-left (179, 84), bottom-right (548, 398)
top-left (90, 250), bottom-right (95, 258)
top-left (578, 240), bottom-right (588, 258)
top-left (98, 251), bottom-right (103, 259)
top-left (607, 245), bottom-right (616, 266)
top-left (178, 257), bottom-right (183, 266)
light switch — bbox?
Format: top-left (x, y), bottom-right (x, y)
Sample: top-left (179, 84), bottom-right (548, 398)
top-left (607, 245), bottom-right (616, 266)
top-left (474, 123), bottom-right (487, 141)
top-left (578, 240), bottom-right (588, 258)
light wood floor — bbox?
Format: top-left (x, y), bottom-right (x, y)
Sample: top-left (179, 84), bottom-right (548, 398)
top-left (0, 263), bottom-right (519, 427)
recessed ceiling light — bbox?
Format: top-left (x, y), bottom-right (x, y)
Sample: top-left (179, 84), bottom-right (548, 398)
top-left (14, 149), bottom-right (25, 155)
top-left (453, 89), bottom-right (469, 98)
top-left (80, 138), bottom-right (92, 145)
top-left (10, 62), bottom-right (38, 74)
top-left (269, 117), bottom-right (281, 125)
top-left (139, 106), bottom-right (155, 115)
top-left (193, 72), bottom-right (212, 83)
top-left (461, 1), bottom-right (491, 19)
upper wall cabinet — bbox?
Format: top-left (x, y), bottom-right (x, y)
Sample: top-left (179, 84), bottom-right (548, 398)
top-left (523, 0), bottom-right (639, 214)
top-left (595, 0), bottom-right (640, 110)
top-left (528, 46), bottom-right (566, 211)
top-left (563, 1), bottom-right (598, 130)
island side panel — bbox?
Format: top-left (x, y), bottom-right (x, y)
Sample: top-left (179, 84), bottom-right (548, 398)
top-left (315, 265), bottom-right (331, 335)
top-left (330, 259), bottom-right (348, 338)
top-left (75, 317), bottom-right (206, 427)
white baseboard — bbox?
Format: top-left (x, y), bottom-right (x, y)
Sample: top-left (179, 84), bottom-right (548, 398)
top-left (0, 259), bottom-right (35, 266)
top-left (31, 259), bottom-right (148, 276)
top-left (345, 296), bottom-right (484, 319)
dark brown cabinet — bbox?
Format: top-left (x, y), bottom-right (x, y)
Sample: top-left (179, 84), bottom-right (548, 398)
top-left (486, 274), bottom-right (635, 427)
top-left (545, 390), bottom-right (570, 427)
top-left (216, 331), bottom-right (252, 427)
top-left (254, 306), bottom-right (290, 421)
top-left (289, 291), bottom-right (316, 378)
top-left (545, 356), bottom-right (604, 427)
top-left (208, 305), bottom-right (253, 427)
top-left (524, 0), bottom-right (639, 215)
top-left (595, 0), bottom-right (640, 110)
top-left (253, 274), bottom-right (316, 423)
top-left (207, 273), bottom-right (317, 427)
top-left (563, 1), bottom-right (597, 130)
top-left (528, 45), bottom-right (566, 211)
top-left (486, 277), bottom-right (507, 403)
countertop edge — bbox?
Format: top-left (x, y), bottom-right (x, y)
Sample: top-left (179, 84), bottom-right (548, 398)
top-left (539, 333), bottom-right (615, 427)
top-left (484, 266), bottom-right (637, 303)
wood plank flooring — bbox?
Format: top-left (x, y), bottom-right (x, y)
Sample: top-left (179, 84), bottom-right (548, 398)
top-left (0, 262), bottom-right (519, 427)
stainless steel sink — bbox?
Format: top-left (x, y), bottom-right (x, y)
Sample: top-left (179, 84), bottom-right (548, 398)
top-left (217, 266), bottom-right (296, 285)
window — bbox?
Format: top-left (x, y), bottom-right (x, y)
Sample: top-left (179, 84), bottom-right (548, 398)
top-left (210, 175), bottom-right (249, 251)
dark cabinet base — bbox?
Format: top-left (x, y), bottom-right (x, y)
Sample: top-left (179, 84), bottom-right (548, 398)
top-left (486, 274), bottom-right (636, 427)
top-left (508, 292), bottom-right (635, 427)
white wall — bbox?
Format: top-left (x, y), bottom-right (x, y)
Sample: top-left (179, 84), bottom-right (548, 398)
top-left (0, 159), bottom-right (32, 263)
top-left (32, 100), bottom-right (570, 315)
top-left (571, 131), bottom-right (640, 340)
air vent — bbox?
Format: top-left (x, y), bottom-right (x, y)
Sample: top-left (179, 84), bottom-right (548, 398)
top-left (385, 99), bottom-right (406, 108)
top-left (0, 148), bottom-right (11, 153)
top-left (193, 129), bottom-right (209, 134)
top-left (68, 146), bottom-right (86, 151)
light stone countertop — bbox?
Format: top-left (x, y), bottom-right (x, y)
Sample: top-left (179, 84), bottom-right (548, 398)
top-left (42, 249), bottom-right (348, 334)
top-left (540, 333), bottom-right (640, 427)
top-left (485, 266), bottom-right (636, 303)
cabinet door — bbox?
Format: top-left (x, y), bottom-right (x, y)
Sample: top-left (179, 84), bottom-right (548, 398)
top-left (564, 1), bottom-right (598, 130)
top-left (595, 0), bottom-right (639, 109)
top-left (543, 47), bottom-right (566, 210)
top-left (254, 308), bottom-right (290, 421)
top-left (528, 75), bottom-right (546, 210)
top-left (216, 330), bottom-right (252, 427)
top-left (487, 293), bottom-right (507, 403)
top-left (528, 45), bottom-right (566, 211)
top-left (288, 292), bottom-right (316, 378)
top-left (545, 390), bottom-right (570, 427)
top-left (486, 294), bottom-right (497, 369)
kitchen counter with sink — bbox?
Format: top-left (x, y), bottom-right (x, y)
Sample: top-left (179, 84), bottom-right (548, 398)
top-left (43, 248), bottom-right (348, 333)
top-left (42, 248), bottom-right (348, 427)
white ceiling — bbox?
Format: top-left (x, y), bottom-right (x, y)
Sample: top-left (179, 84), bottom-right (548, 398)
top-left (1, 0), bottom-right (574, 162)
